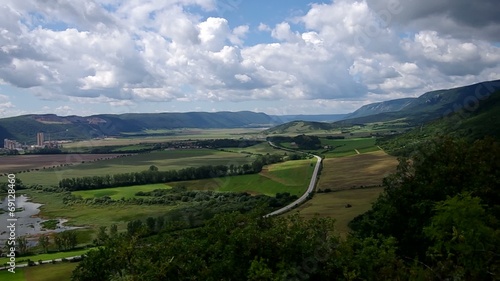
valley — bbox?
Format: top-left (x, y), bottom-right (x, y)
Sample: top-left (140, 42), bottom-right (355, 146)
top-left (0, 80), bottom-right (499, 280)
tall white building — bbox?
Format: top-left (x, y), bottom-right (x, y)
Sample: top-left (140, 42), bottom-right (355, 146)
top-left (37, 132), bottom-right (44, 146)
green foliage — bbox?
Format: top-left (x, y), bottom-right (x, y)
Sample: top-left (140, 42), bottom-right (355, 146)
top-left (59, 153), bottom-right (284, 191)
top-left (71, 211), bottom-right (418, 280)
top-left (350, 136), bottom-right (500, 278)
top-left (423, 193), bottom-right (500, 279)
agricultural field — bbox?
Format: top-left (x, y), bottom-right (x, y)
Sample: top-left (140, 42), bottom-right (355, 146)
top-left (317, 150), bottom-right (398, 191)
top-left (279, 137), bottom-right (381, 158)
top-left (0, 262), bottom-right (79, 281)
top-left (320, 137), bottom-right (380, 157)
top-left (176, 158), bottom-right (316, 196)
top-left (73, 183), bottom-right (171, 200)
top-left (0, 154), bottom-right (124, 174)
top-left (63, 128), bottom-right (265, 149)
top-left (292, 150), bottom-right (399, 236)
top-left (221, 142), bottom-right (285, 155)
top-left (293, 187), bottom-right (384, 236)
top-left (19, 149), bottom-right (255, 186)
top-left (73, 158), bottom-right (316, 199)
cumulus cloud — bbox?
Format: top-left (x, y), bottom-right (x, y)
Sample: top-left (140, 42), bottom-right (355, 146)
top-left (366, 0), bottom-right (500, 41)
top-left (0, 0), bottom-right (499, 115)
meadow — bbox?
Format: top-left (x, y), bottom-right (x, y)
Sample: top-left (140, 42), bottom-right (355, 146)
top-left (62, 128), bottom-right (265, 149)
top-left (19, 149), bottom-right (255, 186)
top-left (0, 262), bottom-right (79, 281)
top-left (73, 183), bottom-right (171, 200)
top-left (0, 154), bottom-right (123, 174)
top-left (23, 189), bottom-right (175, 232)
top-left (221, 141), bottom-right (285, 155)
top-left (0, 248), bottom-right (91, 266)
top-left (174, 158), bottom-right (316, 196)
top-left (72, 158), bottom-right (316, 199)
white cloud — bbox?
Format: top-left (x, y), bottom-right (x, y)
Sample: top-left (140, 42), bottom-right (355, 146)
top-left (0, 0), bottom-right (499, 116)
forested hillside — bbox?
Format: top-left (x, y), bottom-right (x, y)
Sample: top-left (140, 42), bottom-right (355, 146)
top-left (0, 111), bottom-right (274, 145)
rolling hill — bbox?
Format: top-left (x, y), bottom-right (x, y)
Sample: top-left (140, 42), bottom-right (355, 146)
top-left (378, 88), bottom-right (500, 156)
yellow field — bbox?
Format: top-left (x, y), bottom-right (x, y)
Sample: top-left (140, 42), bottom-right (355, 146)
top-left (292, 187), bottom-right (383, 236)
top-left (291, 150), bottom-right (399, 236)
top-left (317, 150), bottom-right (398, 191)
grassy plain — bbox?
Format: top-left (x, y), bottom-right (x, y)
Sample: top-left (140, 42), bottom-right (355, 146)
top-left (19, 149), bottom-right (254, 186)
top-left (222, 142), bottom-right (285, 155)
top-left (0, 249), bottom-right (91, 266)
top-left (208, 158), bottom-right (315, 196)
top-left (73, 183), bottom-right (171, 200)
top-left (63, 128), bottom-right (265, 148)
top-left (22, 190), bottom-right (174, 231)
top-left (0, 154), bottom-right (123, 174)
top-left (73, 159), bottom-right (316, 198)
top-left (0, 262), bottom-right (79, 281)
top-left (0, 268), bottom-right (25, 280)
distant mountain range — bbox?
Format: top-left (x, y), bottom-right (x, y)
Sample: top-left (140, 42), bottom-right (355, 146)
top-left (338, 79), bottom-right (500, 125)
top-left (1, 79), bottom-right (499, 146)
top-left (0, 111), bottom-right (274, 145)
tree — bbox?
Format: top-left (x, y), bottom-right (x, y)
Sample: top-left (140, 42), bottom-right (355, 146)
top-left (350, 137), bottom-right (500, 259)
top-left (38, 235), bottom-right (50, 253)
top-left (17, 236), bottom-right (29, 255)
top-left (95, 226), bottom-right (109, 246)
top-left (423, 193), bottom-right (500, 279)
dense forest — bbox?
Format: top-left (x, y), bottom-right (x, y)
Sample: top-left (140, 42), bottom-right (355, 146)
top-left (71, 136), bottom-right (500, 280)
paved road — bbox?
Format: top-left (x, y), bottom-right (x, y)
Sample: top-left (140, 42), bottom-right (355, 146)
top-left (264, 142), bottom-right (322, 217)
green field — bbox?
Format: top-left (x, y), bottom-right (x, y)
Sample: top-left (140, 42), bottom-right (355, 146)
top-left (320, 138), bottom-right (380, 157)
top-left (0, 249), bottom-right (91, 266)
top-left (0, 262), bottom-right (79, 281)
top-left (222, 142), bottom-right (285, 155)
top-left (20, 149), bottom-right (255, 186)
top-left (278, 137), bottom-right (380, 158)
top-left (63, 128), bottom-right (265, 149)
top-left (73, 183), bottom-right (172, 200)
top-left (0, 268), bottom-right (25, 281)
top-left (23, 190), bottom-right (175, 231)
top-left (72, 159), bottom-right (316, 198)
top-left (293, 187), bottom-right (384, 237)
top-left (167, 159), bottom-right (315, 196)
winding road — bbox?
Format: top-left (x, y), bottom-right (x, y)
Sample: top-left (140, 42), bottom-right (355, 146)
top-left (264, 142), bottom-right (322, 217)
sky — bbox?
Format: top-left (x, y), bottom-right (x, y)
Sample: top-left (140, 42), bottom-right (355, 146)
top-left (0, 0), bottom-right (499, 117)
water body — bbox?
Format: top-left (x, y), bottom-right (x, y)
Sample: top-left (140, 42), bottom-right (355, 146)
top-left (0, 194), bottom-right (80, 243)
